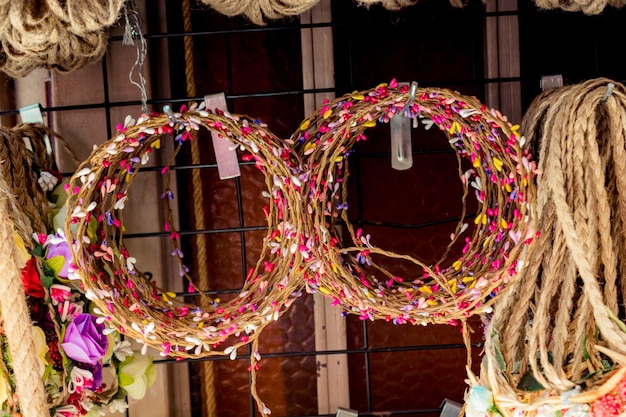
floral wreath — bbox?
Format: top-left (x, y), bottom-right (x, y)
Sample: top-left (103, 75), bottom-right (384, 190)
top-left (64, 81), bottom-right (538, 417)
top-left (0, 125), bottom-right (155, 417)
top-left (65, 104), bottom-right (307, 361)
top-left (292, 80), bottom-right (538, 324)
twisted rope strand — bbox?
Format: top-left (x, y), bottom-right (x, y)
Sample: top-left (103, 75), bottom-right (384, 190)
top-left (0, 0), bottom-right (124, 78)
top-left (181, 0), bottom-right (218, 414)
top-left (477, 78), bottom-right (626, 414)
top-left (197, 0), bottom-right (463, 25)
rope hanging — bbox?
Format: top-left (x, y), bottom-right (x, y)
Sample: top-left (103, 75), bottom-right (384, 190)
top-left (467, 78), bottom-right (626, 417)
top-left (197, 0), bottom-right (467, 26)
top-left (534, 0), bottom-right (626, 14)
top-left (181, 0), bottom-right (218, 414)
top-left (0, 0), bottom-right (125, 78)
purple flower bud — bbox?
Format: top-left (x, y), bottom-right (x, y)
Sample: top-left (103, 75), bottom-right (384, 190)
top-left (61, 314), bottom-right (108, 365)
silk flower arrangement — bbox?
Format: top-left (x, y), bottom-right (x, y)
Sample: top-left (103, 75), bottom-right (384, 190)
top-left (0, 124), bottom-right (155, 417)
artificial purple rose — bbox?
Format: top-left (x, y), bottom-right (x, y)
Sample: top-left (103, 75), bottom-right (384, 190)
top-left (87, 362), bottom-right (103, 388)
top-left (61, 313), bottom-right (108, 365)
top-left (45, 235), bottom-right (72, 278)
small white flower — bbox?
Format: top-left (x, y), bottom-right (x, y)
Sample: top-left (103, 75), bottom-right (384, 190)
top-left (125, 256), bottom-right (136, 272)
top-left (38, 171), bottom-right (58, 192)
top-left (107, 399), bottom-right (129, 414)
top-left (67, 367), bottom-right (94, 394)
top-left (54, 405), bottom-right (79, 417)
top-left (114, 340), bottom-right (134, 362)
top-left (261, 403), bottom-right (272, 415)
top-left (114, 195), bottom-right (127, 210)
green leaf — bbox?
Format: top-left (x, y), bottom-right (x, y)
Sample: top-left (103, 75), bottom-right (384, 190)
top-left (602, 359), bottom-right (615, 372)
top-left (517, 369), bottom-right (543, 391)
top-left (31, 245), bottom-right (44, 258)
top-left (44, 256), bottom-right (65, 277)
top-left (41, 274), bottom-right (54, 290)
top-left (494, 344), bottom-right (506, 372)
top-left (119, 373), bottom-right (134, 387)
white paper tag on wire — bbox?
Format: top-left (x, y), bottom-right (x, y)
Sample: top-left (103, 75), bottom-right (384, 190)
top-left (19, 103), bottom-right (52, 155)
top-left (204, 93), bottom-right (241, 179)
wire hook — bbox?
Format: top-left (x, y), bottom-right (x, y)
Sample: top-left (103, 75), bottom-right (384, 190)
top-left (602, 82), bottom-right (615, 103)
top-left (405, 81), bottom-right (418, 117)
top-left (163, 105), bottom-right (179, 125)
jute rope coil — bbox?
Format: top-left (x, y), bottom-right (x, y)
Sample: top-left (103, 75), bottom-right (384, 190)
top-left (0, 0), bottom-right (125, 78)
top-left (198, 0), bottom-right (467, 26)
top-left (66, 108), bottom-right (308, 361)
top-left (292, 81), bottom-right (538, 325)
top-left (0, 175), bottom-right (50, 417)
top-left (534, 0), bottom-right (626, 14)
top-left (469, 78), bottom-right (626, 416)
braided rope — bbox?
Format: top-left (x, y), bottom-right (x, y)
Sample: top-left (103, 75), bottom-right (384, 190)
top-left (0, 178), bottom-right (50, 417)
top-left (473, 78), bottom-right (626, 416)
top-left (0, 124), bottom-right (58, 417)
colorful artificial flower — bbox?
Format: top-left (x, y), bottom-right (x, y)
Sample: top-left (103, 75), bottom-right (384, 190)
top-left (32, 325), bottom-right (49, 377)
top-left (118, 354), bottom-right (157, 400)
top-left (13, 229), bottom-right (30, 269)
top-left (3, 147), bottom-right (157, 417)
top-left (45, 231), bottom-right (73, 279)
top-left (61, 313), bottom-right (108, 365)
top-left (21, 257), bottom-right (45, 299)
top-left (465, 385), bottom-right (501, 417)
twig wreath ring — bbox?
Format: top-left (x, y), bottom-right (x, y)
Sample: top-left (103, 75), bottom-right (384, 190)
top-left (66, 105), bottom-right (307, 359)
top-left (294, 80), bottom-right (539, 324)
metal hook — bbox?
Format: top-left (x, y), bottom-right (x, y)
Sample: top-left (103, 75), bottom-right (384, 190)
top-left (602, 82), bottom-right (615, 103)
top-left (405, 81), bottom-right (418, 117)
top-left (163, 105), bottom-right (178, 125)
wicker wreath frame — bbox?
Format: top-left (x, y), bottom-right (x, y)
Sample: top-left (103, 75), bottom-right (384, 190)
top-left (292, 81), bottom-right (538, 324)
top-left (66, 105), bottom-right (308, 359)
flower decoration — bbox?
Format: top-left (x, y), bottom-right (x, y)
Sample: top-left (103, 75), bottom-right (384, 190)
top-left (61, 313), bottom-right (108, 365)
top-left (118, 354), bottom-right (156, 400)
top-left (0, 125), bottom-right (156, 417)
top-left (465, 385), bottom-right (500, 417)
top-left (64, 84), bottom-right (536, 417)
top-left (292, 80), bottom-right (538, 324)
top-left (464, 375), bottom-right (626, 417)
top-left (0, 369), bottom-right (8, 411)
top-left (65, 104), bottom-right (306, 362)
